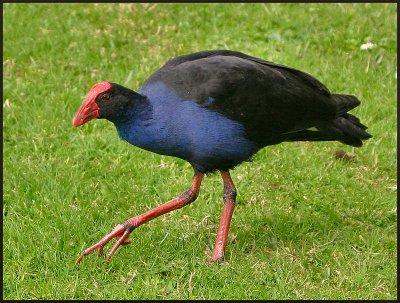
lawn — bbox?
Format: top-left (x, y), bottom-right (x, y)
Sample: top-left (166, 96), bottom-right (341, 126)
top-left (3, 3), bottom-right (397, 300)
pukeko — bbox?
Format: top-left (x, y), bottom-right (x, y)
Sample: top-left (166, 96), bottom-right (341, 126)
top-left (73, 50), bottom-right (372, 264)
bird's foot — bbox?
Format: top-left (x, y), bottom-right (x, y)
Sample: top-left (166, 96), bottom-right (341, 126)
top-left (210, 245), bottom-right (226, 264)
top-left (75, 221), bottom-right (134, 264)
top-left (210, 255), bottom-right (225, 264)
top-left (75, 173), bottom-right (204, 265)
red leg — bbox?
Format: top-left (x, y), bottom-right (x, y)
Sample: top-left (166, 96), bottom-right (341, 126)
top-left (211, 170), bottom-right (237, 263)
top-left (76, 172), bottom-right (204, 264)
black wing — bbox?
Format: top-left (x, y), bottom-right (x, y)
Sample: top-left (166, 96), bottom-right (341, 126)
top-left (142, 50), bottom-right (338, 147)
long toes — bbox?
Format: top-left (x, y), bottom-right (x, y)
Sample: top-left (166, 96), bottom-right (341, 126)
top-left (75, 224), bottom-right (127, 264)
top-left (75, 254), bottom-right (84, 264)
top-left (106, 230), bottom-right (130, 263)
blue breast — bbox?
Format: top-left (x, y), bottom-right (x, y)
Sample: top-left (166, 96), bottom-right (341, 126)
top-left (115, 81), bottom-right (259, 172)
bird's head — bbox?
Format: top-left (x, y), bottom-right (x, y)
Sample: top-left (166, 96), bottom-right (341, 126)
top-left (73, 82), bottom-right (144, 127)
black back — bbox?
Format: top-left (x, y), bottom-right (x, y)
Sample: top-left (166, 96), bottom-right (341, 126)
top-left (141, 50), bottom-right (338, 147)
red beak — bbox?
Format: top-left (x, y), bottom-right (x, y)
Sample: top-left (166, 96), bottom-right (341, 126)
top-left (72, 97), bottom-right (99, 127)
top-left (72, 82), bottom-right (111, 127)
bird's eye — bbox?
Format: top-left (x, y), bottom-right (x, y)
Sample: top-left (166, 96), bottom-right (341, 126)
top-left (101, 93), bottom-right (110, 101)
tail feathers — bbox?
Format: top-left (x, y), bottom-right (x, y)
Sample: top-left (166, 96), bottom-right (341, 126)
top-left (316, 113), bottom-right (372, 147)
top-left (342, 113), bottom-right (368, 130)
top-left (319, 94), bottom-right (372, 147)
top-left (332, 94), bottom-right (360, 116)
top-left (283, 94), bottom-right (372, 147)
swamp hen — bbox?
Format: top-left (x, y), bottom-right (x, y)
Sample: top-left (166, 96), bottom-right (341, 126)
top-left (73, 50), bottom-right (372, 264)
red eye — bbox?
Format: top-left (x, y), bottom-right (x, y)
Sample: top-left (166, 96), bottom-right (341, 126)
top-left (101, 93), bottom-right (110, 101)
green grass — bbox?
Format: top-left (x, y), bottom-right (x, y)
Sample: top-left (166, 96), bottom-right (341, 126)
top-left (3, 3), bottom-right (397, 300)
